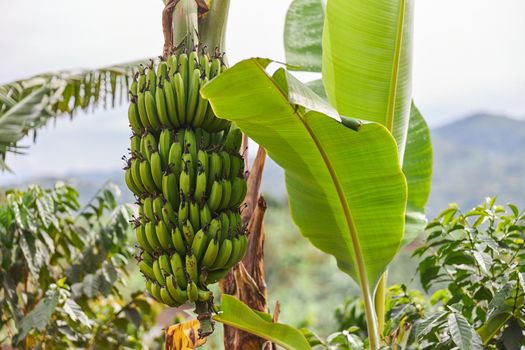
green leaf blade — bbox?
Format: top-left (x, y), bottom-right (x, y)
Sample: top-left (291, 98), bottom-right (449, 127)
top-left (202, 58), bottom-right (407, 293)
top-left (322, 0), bottom-right (415, 155)
top-left (214, 295), bottom-right (312, 350)
top-left (284, 0), bottom-right (324, 72)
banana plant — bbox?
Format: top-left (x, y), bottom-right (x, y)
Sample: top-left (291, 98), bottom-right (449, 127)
top-left (0, 60), bottom-right (146, 170)
top-left (203, 0), bottom-right (433, 348)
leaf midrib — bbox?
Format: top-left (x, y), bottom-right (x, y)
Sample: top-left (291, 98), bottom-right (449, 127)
top-left (252, 60), bottom-right (372, 303)
top-left (385, 0), bottom-right (406, 133)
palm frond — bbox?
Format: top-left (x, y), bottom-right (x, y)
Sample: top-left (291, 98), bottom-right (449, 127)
top-left (0, 59), bottom-right (151, 171)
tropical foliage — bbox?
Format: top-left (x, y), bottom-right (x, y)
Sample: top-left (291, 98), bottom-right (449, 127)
top-left (0, 183), bottom-right (165, 349)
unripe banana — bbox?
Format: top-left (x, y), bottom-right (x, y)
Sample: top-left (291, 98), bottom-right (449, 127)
top-left (159, 129), bottom-right (173, 168)
top-left (137, 74), bottom-right (151, 129)
top-left (166, 275), bottom-right (188, 304)
top-left (194, 166), bottom-right (207, 204)
top-left (220, 151), bottom-right (231, 179)
top-left (157, 61), bottom-right (168, 79)
top-left (224, 125), bottom-right (242, 153)
top-left (201, 236), bottom-right (219, 268)
top-left (185, 251), bottom-right (199, 282)
top-left (156, 221), bottom-right (172, 250)
top-left (136, 224), bottom-right (155, 254)
top-left (146, 67), bottom-right (157, 97)
top-left (210, 58), bottom-right (221, 78)
top-left (187, 280), bottom-right (198, 302)
top-left (183, 129), bottom-right (198, 164)
top-left (230, 176), bottom-right (247, 208)
top-left (168, 142), bottom-right (183, 179)
top-left (152, 259), bottom-right (165, 285)
top-left (205, 268), bottom-right (230, 284)
top-left (128, 102), bottom-right (143, 135)
top-left (178, 196), bottom-right (189, 222)
top-left (145, 221), bottom-right (162, 252)
top-left (140, 132), bottom-right (157, 161)
top-left (140, 160), bottom-right (159, 194)
top-left (179, 166), bottom-right (191, 198)
top-left (230, 154), bottom-right (243, 180)
top-left (173, 73), bottom-right (186, 125)
top-left (150, 152), bottom-right (163, 191)
top-left (191, 229), bottom-right (208, 261)
top-left (125, 167), bottom-right (141, 196)
top-left (160, 286), bottom-right (178, 307)
top-left (167, 55), bottom-right (177, 76)
top-left (198, 289), bottom-right (213, 302)
top-left (219, 179), bottom-right (232, 210)
top-left (138, 260), bottom-right (156, 281)
top-left (142, 197), bottom-right (155, 222)
top-left (207, 180), bottom-right (222, 212)
top-left (197, 149), bottom-right (209, 174)
top-left (199, 54), bottom-right (210, 79)
top-left (192, 78), bottom-right (209, 128)
top-left (131, 159), bottom-right (146, 193)
top-left (182, 220), bottom-right (195, 245)
top-left (152, 196), bottom-right (164, 222)
top-left (186, 69), bottom-right (201, 125)
top-left (161, 201), bottom-right (177, 229)
top-left (155, 79), bottom-right (171, 128)
top-left (217, 213), bottom-right (228, 242)
top-left (211, 238), bottom-right (232, 270)
top-left (163, 78), bottom-right (180, 128)
top-left (207, 218), bottom-right (221, 239)
top-left (170, 252), bottom-right (188, 289)
top-left (130, 134), bottom-right (141, 154)
top-left (189, 198), bottom-right (200, 232)
top-left (208, 152), bottom-right (222, 192)
top-left (200, 203), bottom-right (212, 228)
top-left (145, 90), bottom-right (162, 130)
top-left (181, 150), bottom-right (195, 185)
top-left (141, 251), bottom-right (154, 265)
top-left (162, 171), bottom-right (179, 210)
top-left (159, 253), bottom-right (174, 275)
top-left (171, 227), bottom-right (186, 255)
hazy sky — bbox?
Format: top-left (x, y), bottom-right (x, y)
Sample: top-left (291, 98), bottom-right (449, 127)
top-left (0, 0), bottom-right (524, 181)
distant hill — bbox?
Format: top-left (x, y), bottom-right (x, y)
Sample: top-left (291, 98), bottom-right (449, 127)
top-left (6, 114), bottom-right (525, 217)
top-left (428, 113), bottom-right (525, 215)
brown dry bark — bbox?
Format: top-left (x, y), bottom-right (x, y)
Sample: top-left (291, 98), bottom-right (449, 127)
top-left (219, 145), bottom-right (274, 350)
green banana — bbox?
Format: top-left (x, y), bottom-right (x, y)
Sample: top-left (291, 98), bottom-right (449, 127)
top-left (128, 102), bottom-right (143, 134)
top-left (145, 221), bottom-right (162, 252)
top-left (152, 259), bottom-right (165, 285)
top-left (131, 159), bottom-right (146, 193)
top-left (136, 224), bottom-right (155, 254)
top-left (159, 129), bottom-right (173, 167)
top-left (191, 229), bottom-right (208, 261)
top-left (183, 129), bottom-right (198, 163)
top-left (130, 134), bottom-right (141, 154)
top-left (137, 74), bottom-right (150, 129)
top-left (171, 227), bottom-right (186, 255)
top-left (162, 171), bottom-right (179, 210)
top-left (194, 166), bottom-right (207, 204)
top-left (160, 286), bottom-right (178, 307)
top-left (198, 289), bottom-right (212, 302)
top-left (168, 142), bottom-right (183, 179)
top-left (159, 253), bottom-right (174, 275)
top-left (219, 179), bottom-right (232, 210)
top-left (189, 198), bottom-right (200, 232)
top-left (166, 276), bottom-right (188, 304)
top-left (200, 203), bottom-right (212, 228)
top-left (125, 166), bottom-right (141, 196)
top-left (207, 180), bottom-right (222, 212)
top-left (182, 220), bottom-right (195, 245)
top-left (201, 236), bottom-right (219, 268)
top-left (185, 251), bottom-right (199, 282)
top-left (150, 152), bottom-right (163, 191)
top-left (145, 90), bottom-right (162, 130)
top-left (187, 280), bottom-right (198, 302)
top-left (138, 260), bottom-right (156, 281)
top-left (218, 212), bottom-right (230, 242)
top-left (178, 196), bottom-right (189, 222)
top-left (186, 69), bottom-right (201, 125)
top-left (156, 220), bottom-right (172, 250)
top-left (152, 196), bottom-right (164, 222)
top-left (155, 79), bottom-right (171, 128)
top-left (163, 78), bottom-right (180, 128)
top-left (230, 176), bottom-right (247, 208)
top-left (142, 197), bottom-right (155, 222)
top-left (170, 252), bottom-right (188, 289)
top-left (139, 160), bottom-right (158, 194)
top-left (211, 238), bottom-right (232, 270)
top-left (173, 72), bottom-right (186, 125)
top-left (208, 152), bottom-right (222, 192)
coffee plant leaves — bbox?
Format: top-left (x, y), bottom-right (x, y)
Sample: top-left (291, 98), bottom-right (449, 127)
top-left (203, 58), bottom-right (406, 297)
top-left (214, 295), bottom-right (312, 350)
top-left (62, 299), bottom-right (91, 328)
top-left (13, 287), bottom-right (60, 344)
top-left (447, 312), bottom-right (482, 350)
top-left (501, 318), bottom-right (523, 350)
top-left (284, 0), bottom-right (324, 72)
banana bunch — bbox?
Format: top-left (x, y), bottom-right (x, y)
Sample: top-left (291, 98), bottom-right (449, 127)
top-left (123, 51), bottom-right (248, 311)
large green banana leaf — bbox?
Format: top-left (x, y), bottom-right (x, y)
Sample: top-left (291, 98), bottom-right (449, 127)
top-left (322, 0), bottom-right (414, 158)
top-left (202, 57), bottom-right (407, 305)
top-left (214, 295), bottom-right (312, 350)
top-left (402, 103), bottom-right (433, 243)
top-left (284, 0), bottom-right (324, 72)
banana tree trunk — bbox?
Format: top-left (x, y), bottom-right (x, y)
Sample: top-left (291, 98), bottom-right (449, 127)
top-left (219, 143), bottom-right (273, 349)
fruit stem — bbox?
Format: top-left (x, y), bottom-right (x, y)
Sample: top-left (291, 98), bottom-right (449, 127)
top-left (195, 300), bottom-right (214, 338)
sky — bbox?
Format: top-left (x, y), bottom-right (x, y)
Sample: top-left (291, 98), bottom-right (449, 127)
top-left (0, 0), bottom-right (524, 182)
